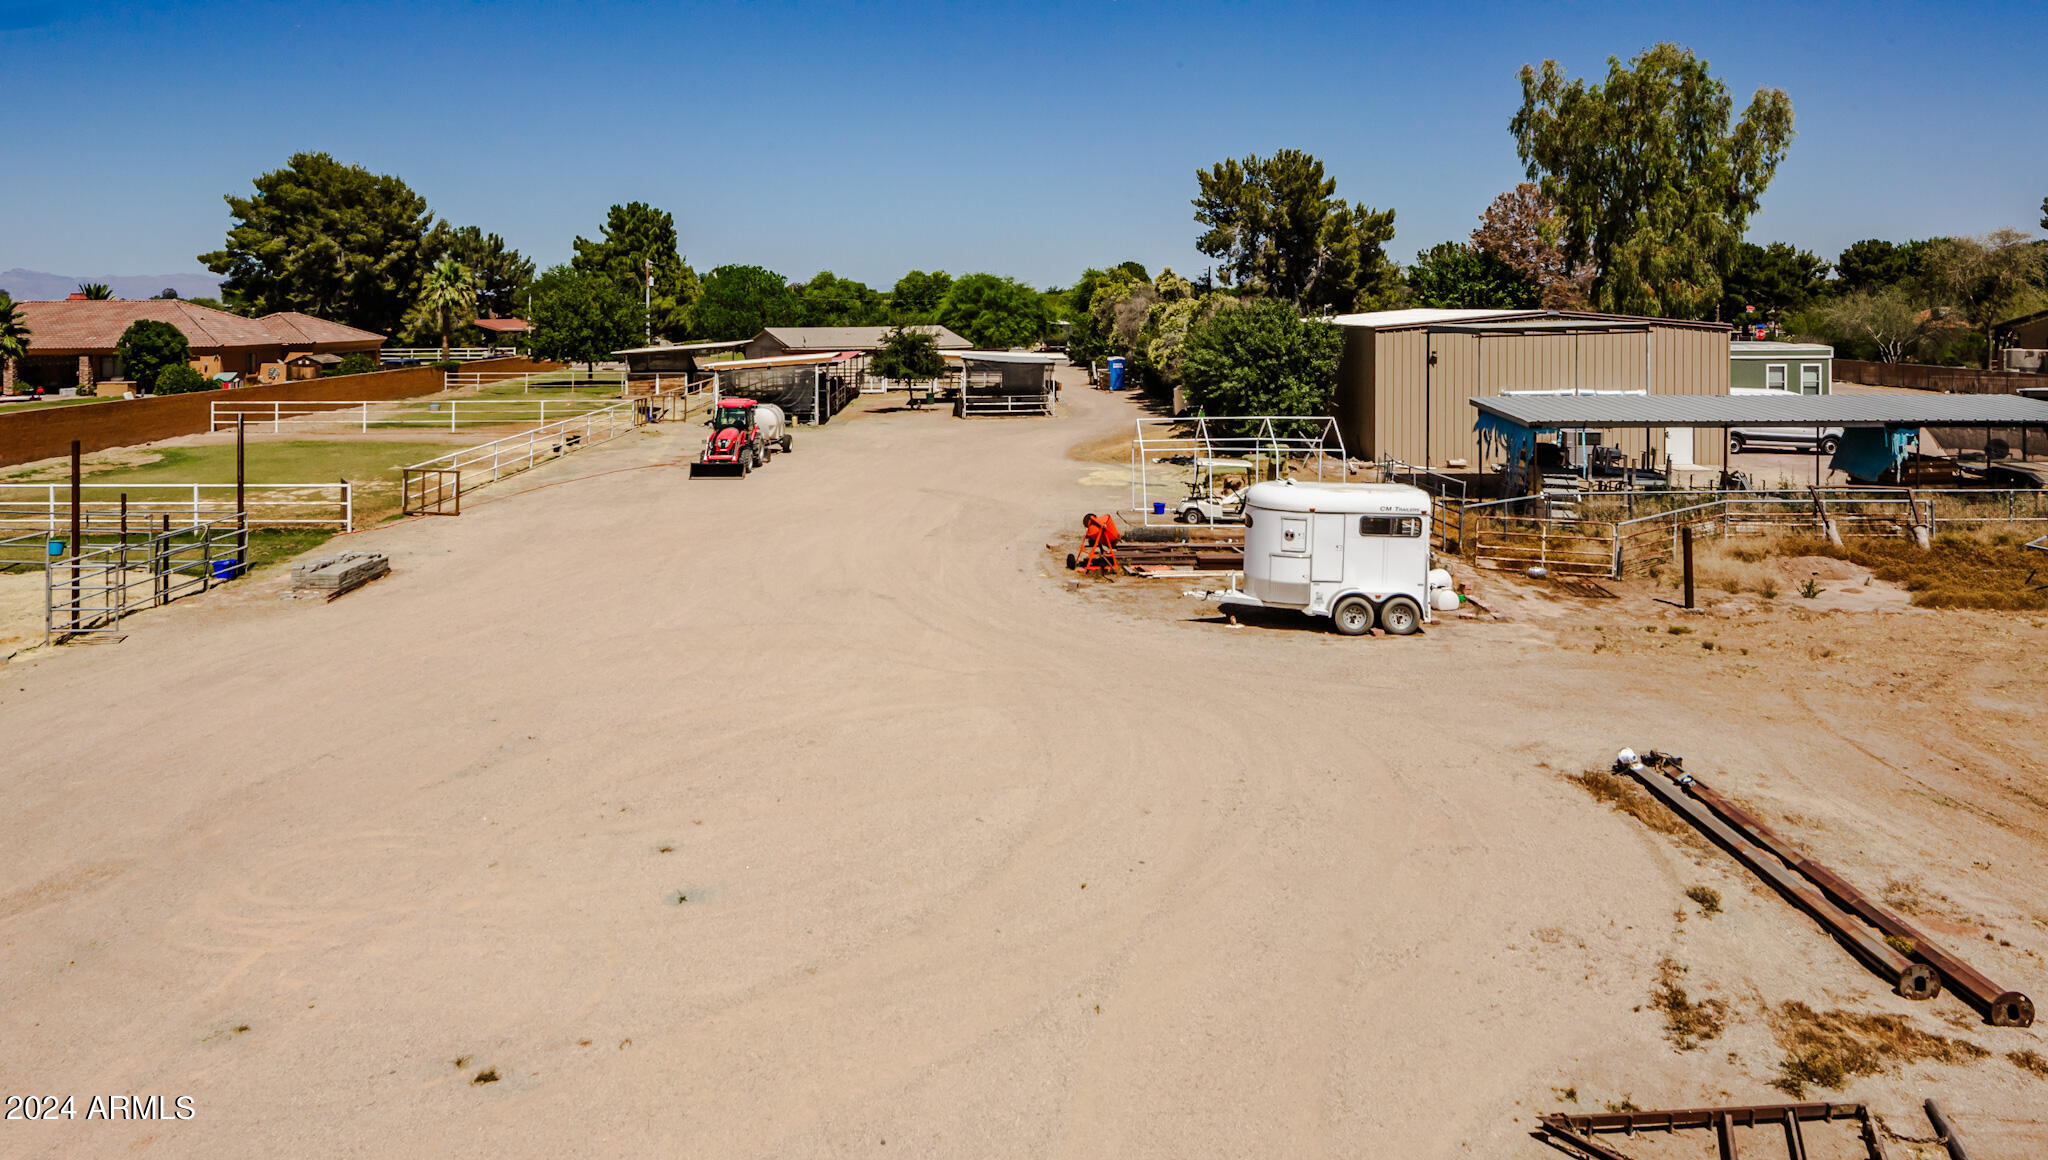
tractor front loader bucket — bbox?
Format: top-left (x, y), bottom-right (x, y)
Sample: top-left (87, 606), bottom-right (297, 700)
top-left (688, 458), bottom-right (748, 479)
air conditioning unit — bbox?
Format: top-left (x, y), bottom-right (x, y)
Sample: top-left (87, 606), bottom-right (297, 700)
top-left (2002, 348), bottom-right (2047, 372)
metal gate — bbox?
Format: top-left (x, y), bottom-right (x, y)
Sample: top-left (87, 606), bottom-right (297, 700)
top-left (402, 468), bottom-right (461, 515)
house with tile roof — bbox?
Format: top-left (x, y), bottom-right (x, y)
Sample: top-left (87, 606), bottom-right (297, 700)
top-left (3, 299), bottom-right (383, 394)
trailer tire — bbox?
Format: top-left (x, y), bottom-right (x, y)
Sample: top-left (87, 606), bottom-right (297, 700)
top-left (782, 435), bottom-right (793, 453)
top-left (1379, 596), bottom-right (1423, 636)
top-left (1331, 596), bottom-right (1373, 636)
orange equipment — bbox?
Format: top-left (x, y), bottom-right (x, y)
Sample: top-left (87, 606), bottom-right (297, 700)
top-left (1067, 512), bottom-right (1120, 574)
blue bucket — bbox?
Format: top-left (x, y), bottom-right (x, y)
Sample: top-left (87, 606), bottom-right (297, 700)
top-left (211, 558), bottom-right (242, 580)
top-left (1152, 502), bottom-right (1166, 515)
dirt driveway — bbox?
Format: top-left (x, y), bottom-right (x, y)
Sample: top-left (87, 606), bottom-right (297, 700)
top-left (3, 374), bottom-right (2044, 1158)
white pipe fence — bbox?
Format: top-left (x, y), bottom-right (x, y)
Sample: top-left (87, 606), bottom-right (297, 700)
top-left (0, 483), bottom-right (353, 533)
top-left (402, 401), bottom-right (639, 514)
top-left (380, 347), bottom-right (518, 362)
top-left (211, 398), bottom-right (621, 433)
top-left (441, 368), bottom-right (628, 393)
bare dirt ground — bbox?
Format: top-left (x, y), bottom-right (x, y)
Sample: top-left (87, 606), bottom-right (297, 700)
top-left (3, 371), bottom-right (2045, 1158)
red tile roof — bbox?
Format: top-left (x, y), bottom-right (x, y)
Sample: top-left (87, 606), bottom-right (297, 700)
top-left (14, 300), bottom-right (383, 354)
top-left (259, 311), bottom-right (385, 346)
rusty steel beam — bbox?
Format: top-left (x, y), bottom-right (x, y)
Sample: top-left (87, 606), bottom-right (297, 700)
top-left (1543, 1102), bottom-right (1886, 1160)
top-left (1668, 766), bottom-right (2033, 1028)
top-left (1619, 757), bottom-right (1938, 999)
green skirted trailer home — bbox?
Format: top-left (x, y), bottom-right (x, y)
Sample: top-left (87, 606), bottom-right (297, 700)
top-left (1731, 341), bottom-right (1832, 395)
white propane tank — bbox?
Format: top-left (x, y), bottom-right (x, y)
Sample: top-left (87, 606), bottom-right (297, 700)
top-left (1427, 568), bottom-right (1453, 590)
top-left (753, 402), bottom-right (786, 446)
top-left (1432, 589), bottom-right (1461, 612)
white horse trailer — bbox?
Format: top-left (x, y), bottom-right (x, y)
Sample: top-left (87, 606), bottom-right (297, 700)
top-left (1196, 480), bottom-right (1437, 635)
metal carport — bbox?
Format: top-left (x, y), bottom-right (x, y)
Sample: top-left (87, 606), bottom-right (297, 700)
top-left (1471, 393), bottom-right (2048, 493)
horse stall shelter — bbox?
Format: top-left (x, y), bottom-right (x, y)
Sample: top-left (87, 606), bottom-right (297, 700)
top-left (944, 350), bottom-right (1060, 417)
top-left (1329, 309), bottom-right (1733, 480)
top-left (742, 325), bottom-right (971, 360)
top-left (709, 351), bottom-right (864, 424)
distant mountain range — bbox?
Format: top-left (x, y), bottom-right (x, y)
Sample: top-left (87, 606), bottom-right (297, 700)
top-left (0, 269), bottom-right (224, 302)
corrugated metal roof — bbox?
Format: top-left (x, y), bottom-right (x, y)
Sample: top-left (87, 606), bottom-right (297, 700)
top-left (1328, 308), bottom-right (1533, 328)
top-left (1471, 393), bottom-right (2048, 428)
top-left (611, 339), bottom-right (749, 354)
top-left (710, 351), bottom-right (857, 370)
top-left (1731, 340), bottom-right (1832, 356)
top-left (757, 325), bottom-right (970, 350)
top-left (942, 349), bottom-right (1061, 364)
top-left (1331, 308), bottom-right (1729, 334)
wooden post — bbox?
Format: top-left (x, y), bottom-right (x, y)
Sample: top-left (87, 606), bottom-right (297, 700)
top-left (1681, 524), bottom-right (1695, 610)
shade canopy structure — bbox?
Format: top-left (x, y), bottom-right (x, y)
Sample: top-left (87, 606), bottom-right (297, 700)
top-left (942, 350), bottom-right (1061, 417)
top-left (1470, 393), bottom-right (2048, 490)
top-left (709, 351), bottom-right (865, 424)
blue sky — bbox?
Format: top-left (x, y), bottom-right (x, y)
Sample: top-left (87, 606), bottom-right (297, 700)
top-left (3, 0), bottom-right (2043, 292)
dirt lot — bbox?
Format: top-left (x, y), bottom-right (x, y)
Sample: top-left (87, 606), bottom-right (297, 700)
top-left (2, 373), bottom-right (2044, 1158)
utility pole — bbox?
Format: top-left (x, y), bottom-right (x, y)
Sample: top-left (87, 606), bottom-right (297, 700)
top-left (644, 258), bottom-right (654, 342)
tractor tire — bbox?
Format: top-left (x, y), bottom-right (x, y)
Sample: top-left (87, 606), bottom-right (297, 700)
top-left (1379, 596), bottom-right (1423, 636)
top-left (1332, 596), bottom-right (1373, 636)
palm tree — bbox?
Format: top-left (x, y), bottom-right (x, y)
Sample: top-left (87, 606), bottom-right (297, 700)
top-left (0, 297), bottom-right (30, 394)
top-left (417, 258), bottom-right (478, 361)
top-left (77, 282), bottom-right (113, 300)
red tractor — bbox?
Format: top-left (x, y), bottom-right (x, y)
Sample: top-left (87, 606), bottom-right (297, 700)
top-left (689, 397), bottom-right (790, 478)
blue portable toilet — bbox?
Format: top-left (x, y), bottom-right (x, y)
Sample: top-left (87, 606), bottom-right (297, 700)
top-left (1107, 356), bottom-right (1126, 391)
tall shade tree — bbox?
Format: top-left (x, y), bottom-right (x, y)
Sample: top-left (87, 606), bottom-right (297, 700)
top-left (870, 326), bottom-right (946, 382)
top-left (938, 273), bottom-right (1050, 349)
top-left (527, 266), bottom-right (642, 368)
top-left (689, 265), bottom-right (801, 340)
top-left (1511, 43), bottom-right (1795, 319)
top-left (1471, 183), bottom-right (1589, 308)
top-left (888, 270), bottom-right (953, 321)
top-left (1178, 299), bottom-right (1342, 426)
top-left (434, 225), bottom-right (535, 321)
top-left (1718, 241), bottom-right (1831, 322)
top-left (115, 320), bottom-right (193, 393)
top-left (1405, 243), bottom-right (1540, 309)
top-left (1193, 149), bottom-right (1398, 311)
top-left (1834, 239), bottom-right (1930, 297)
top-left (0, 296), bottom-right (30, 393)
top-left (416, 258), bottom-right (479, 361)
top-left (1922, 229), bottom-right (2046, 368)
top-left (200, 152), bottom-right (434, 336)
top-left (794, 272), bottom-right (887, 327)
top-left (76, 282), bottom-right (113, 300)
top-left (571, 202), bottom-right (699, 339)
top-left (1817, 290), bottom-right (1929, 364)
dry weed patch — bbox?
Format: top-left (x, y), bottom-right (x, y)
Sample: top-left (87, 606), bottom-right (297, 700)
top-left (1564, 769), bottom-right (1691, 838)
top-left (1782, 530), bottom-right (2048, 611)
top-left (1652, 959), bottom-right (1729, 1051)
top-left (1768, 1001), bottom-right (1988, 1096)
top-left (2009, 1048), bottom-right (2048, 1079)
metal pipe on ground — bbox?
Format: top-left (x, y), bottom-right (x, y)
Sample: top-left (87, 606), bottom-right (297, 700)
top-left (1923, 1099), bottom-right (1971, 1160)
top-left (1539, 1101), bottom-right (1884, 1160)
top-left (1616, 753), bottom-right (1938, 1000)
top-left (1676, 771), bottom-right (2032, 1027)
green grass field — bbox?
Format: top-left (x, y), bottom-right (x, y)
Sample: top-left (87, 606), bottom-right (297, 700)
top-left (4, 441), bottom-right (470, 487)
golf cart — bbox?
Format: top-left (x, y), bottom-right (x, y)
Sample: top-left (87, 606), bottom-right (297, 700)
top-left (1174, 457), bottom-right (1251, 524)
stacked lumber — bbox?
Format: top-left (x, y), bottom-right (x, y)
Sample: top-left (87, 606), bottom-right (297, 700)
top-left (291, 552), bottom-right (390, 600)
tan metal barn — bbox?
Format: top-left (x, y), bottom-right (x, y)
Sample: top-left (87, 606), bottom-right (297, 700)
top-left (1331, 308), bottom-right (1733, 475)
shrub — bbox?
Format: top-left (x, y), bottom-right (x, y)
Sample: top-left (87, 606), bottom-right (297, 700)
top-left (333, 352), bottom-right (379, 376)
top-left (1178, 299), bottom-right (1342, 427)
top-left (152, 364), bottom-right (214, 394)
top-left (429, 360), bottom-right (461, 371)
top-left (116, 319), bottom-right (192, 392)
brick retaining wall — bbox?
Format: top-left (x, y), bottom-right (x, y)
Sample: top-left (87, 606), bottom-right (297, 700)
top-left (0, 357), bottom-right (563, 468)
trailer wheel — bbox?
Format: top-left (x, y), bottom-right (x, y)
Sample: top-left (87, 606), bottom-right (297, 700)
top-left (1380, 596), bottom-right (1423, 636)
top-left (781, 434), bottom-right (793, 453)
top-left (1331, 596), bottom-right (1373, 636)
